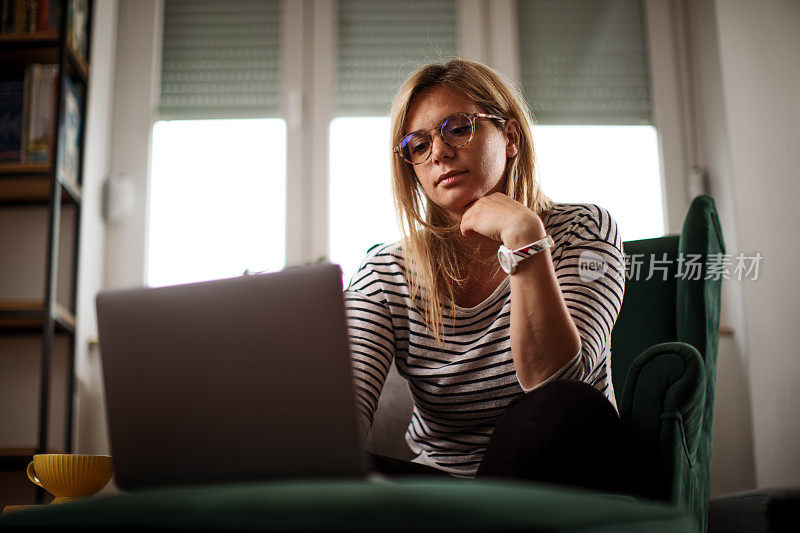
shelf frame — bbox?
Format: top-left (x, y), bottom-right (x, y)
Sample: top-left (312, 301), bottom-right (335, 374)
top-left (0, 32), bottom-right (59, 43)
top-left (0, 2), bottom-right (94, 500)
top-left (0, 448), bottom-right (63, 472)
top-left (0, 174), bottom-right (83, 206)
top-left (0, 300), bottom-right (77, 334)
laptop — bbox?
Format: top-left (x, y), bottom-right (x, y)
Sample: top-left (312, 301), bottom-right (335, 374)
top-left (95, 263), bottom-right (367, 491)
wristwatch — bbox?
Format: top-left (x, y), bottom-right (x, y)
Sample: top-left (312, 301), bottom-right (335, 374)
top-left (497, 235), bottom-right (555, 274)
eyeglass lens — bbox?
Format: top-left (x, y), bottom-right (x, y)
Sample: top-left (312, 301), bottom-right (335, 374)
top-left (399, 114), bottom-right (473, 164)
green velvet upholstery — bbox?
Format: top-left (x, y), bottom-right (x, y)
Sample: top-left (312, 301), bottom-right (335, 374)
top-left (612, 194), bottom-right (725, 532)
top-left (610, 234), bottom-right (680, 394)
top-left (676, 195), bottom-right (725, 533)
top-left (621, 343), bottom-right (706, 520)
top-left (0, 479), bottom-right (696, 532)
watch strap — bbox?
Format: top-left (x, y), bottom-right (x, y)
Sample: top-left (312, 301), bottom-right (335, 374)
top-left (498, 234), bottom-right (555, 274)
top-left (510, 234), bottom-right (554, 258)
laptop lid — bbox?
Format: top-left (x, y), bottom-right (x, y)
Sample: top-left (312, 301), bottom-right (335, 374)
top-left (96, 264), bottom-right (366, 491)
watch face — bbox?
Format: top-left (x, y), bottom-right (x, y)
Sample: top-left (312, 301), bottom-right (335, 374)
top-left (498, 248), bottom-right (513, 274)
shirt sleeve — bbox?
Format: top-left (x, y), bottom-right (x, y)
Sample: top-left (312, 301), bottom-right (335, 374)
top-left (545, 204), bottom-right (626, 386)
top-left (344, 264), bottom-right (397, 441)
top-left (518, 349), bottom-right (582, 393)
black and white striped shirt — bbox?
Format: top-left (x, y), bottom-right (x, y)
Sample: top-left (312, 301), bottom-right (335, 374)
top-left (345, 203), bottom-right (626, 476)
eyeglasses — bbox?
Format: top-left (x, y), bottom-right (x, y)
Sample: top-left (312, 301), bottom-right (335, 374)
top-left (394, 112), bottom-right (506, 165)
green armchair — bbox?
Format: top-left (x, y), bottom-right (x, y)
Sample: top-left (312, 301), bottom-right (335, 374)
top-left (611, 194), bottom-right (725, 531)
top-left (364, 194), bottom-right (726, 529)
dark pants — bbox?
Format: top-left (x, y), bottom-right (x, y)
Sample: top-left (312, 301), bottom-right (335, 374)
top-left (369, 379), bottom-right (630, 494)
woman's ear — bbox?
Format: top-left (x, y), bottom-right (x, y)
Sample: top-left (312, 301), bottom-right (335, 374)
top-left (504, 119), bottom-right (520, 158)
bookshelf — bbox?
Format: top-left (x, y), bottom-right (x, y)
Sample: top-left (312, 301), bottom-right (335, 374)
top-left (0, 175), bottom-right (81, 204)
top-left (0, 300), bottom-right (76, 333)
top-left (0, 0), bottom-right (92, 501)
top-left (0, 31), bottom-right (59, 41)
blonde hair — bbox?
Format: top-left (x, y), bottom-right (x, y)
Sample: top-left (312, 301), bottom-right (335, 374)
top-left (389, 58), bottom-right (552, 342)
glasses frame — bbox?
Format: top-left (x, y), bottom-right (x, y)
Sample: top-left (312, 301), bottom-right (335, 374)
top-left (394, 112), bottom-right (506, 165)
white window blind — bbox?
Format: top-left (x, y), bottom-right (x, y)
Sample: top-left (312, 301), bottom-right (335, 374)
top-left (517, 0), bottom-right (651, 125)
top-left (337, 0), bottom-right (458, 116)
top-left (159, 0), bottom-right (282, 119)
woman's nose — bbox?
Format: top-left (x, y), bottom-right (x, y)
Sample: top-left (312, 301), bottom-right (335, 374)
top-left (430, 133), bottom-right (455, 163)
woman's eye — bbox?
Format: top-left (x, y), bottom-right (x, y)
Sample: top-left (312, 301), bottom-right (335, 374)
top-left (447, 126), bottom-right (470, 137)
top-left (410, 141), bottom-right (430, 154)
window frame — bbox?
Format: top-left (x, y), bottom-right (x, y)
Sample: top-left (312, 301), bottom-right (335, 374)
top-left (643, 0), bottom-right (692, 234)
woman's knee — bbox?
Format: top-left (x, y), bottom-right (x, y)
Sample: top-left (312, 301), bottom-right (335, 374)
top-left (485, 379), bottom-right (620, 454)
top-left (502, 379), bottom-right (618, 428)
top-left (477, 379), bottom-right (626, 488)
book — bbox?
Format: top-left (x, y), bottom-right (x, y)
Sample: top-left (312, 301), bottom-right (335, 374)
top-left (0, 65), bottom-right (59, 165)
top-left (39, 0), bottom-right (61, 31)
top-left (25, 64), bottom-right (58, 162)
top-left (66, 0), bottom-right (87, 59)
top-left (48, 0), bottom-right (61, 31)
top-left (20, 65), bottom-right (30, 161)
top-left (13, 0), bottom-right (25, 33)
top-left (0, 74), bottom-right (25, 162)
top-left (37, 0), bottom-right (50, 32)
top-left (0, 0), bottom-right (60, 35)
top-left (56, 76), bottom-right (81, 185)
top-left (0, 0), bottom-right (15, 33)
top-left (25, 0), bottom-right (37, 33)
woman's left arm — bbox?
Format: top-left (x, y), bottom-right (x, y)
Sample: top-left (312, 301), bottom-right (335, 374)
top-left (461, 194), bottom-right (624, 390)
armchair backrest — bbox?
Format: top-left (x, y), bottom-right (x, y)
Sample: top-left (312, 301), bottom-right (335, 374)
top-left (675, 195), bottom-right (726, 430)
top-left (610, 234), bottom-right (681, 395)
top-left (610, 194), bottom-right (725, 531)
top-left (611, 194), bottom-right (725, 411)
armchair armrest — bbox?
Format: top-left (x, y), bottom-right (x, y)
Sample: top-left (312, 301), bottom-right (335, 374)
top-left (620, 342), bottom-right (706, 519)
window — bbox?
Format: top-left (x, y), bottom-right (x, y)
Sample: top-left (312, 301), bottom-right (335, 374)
top-left (147, 119), bottom-right (286, 287)
top-left (533, 125), bottom-right (664, 240)
top-left (518, 0), bottom-right (664, 240)
top-left (146, 0), bottom-right (666, 290)
top-left (328, 117), bottom-right (400, 284)
top-left (148, 0), bottom-right (284, 286)
top-left (328, 0), bottom-right (458, 283)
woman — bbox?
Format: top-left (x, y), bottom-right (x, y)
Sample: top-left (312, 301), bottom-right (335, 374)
top-left (345, 59), bottom-right (628, 492)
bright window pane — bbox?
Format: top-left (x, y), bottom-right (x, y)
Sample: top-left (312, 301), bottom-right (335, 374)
top-left (148, 119), bottom-right (286, 287)
top-left (533, 125), bottom-right (664, 241)
top-left (329, 117), bottom-right (400, 284)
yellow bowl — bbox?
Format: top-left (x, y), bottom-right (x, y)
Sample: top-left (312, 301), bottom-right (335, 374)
top-left (27, 454), bottom-right (113, 504)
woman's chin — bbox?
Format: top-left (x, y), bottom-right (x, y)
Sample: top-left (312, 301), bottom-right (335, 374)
top-left (430, 189), bottom-right (483, 223)
top-left (438, 190), bottom-right (479, 209)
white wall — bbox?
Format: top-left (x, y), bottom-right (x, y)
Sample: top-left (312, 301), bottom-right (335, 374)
top-left (712, 0), bottom-right (800, 488)
top-left (72, 0), bottom-right (162, 460)
top-left (658, 0), bottom-right (800, 496)
top-left (644, 0), bottom-right (691, 235)
top-left (685, 0), bottom-right (758, 496)
top-left (68, 0), bottom-right (163, 478)
top-left (104, 0), bottom-right (162, 290)
top-left (73, 0), bottom-right (119, 456)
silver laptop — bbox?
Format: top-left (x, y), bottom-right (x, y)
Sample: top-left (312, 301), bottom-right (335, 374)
top-left (96, 264), bottom-right (366, 490)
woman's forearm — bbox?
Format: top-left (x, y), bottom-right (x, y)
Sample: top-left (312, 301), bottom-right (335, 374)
top-left (502, 218), bottom-right (582, 389)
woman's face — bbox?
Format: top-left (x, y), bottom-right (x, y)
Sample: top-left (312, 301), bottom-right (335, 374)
top-left (403, 85), bottom-right (518, 220)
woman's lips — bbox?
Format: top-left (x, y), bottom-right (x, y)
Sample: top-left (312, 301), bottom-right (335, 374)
top-left (437, 171), bottom-right (466, 187)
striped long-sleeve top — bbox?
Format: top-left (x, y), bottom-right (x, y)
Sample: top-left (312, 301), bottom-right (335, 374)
top-left (345, 202), bottom-right (626, 476)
